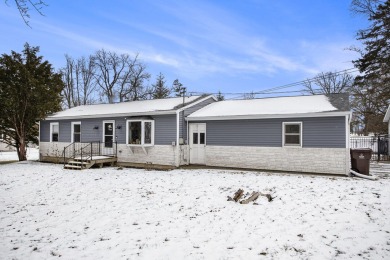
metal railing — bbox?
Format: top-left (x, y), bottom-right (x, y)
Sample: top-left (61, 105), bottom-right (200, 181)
top-left (350, 135), bottom-right (389, 161)
top-left (63, 141), bottom-right (117, 166)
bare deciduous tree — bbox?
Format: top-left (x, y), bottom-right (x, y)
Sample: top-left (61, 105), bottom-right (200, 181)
top-left (77, 55), bottom-right (97, 106)
top-left (93, 49), bottom-right (129, 104)
top-left (350, 0), bottom-right (384, 16)
top-left (60, 55), bottom-right (75, 109)
top-left (5, 0), bottom-right (47, 27)
top-left (303, 71), bottom-right (353, 95)
top-left (125, 61), bottom-right (151, 101)
top-left (60, 54), bottom-right (96, 108)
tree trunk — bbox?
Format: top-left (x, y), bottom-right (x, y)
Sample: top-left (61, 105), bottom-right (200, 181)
top-left (17, 139), bottom-right (27, 161)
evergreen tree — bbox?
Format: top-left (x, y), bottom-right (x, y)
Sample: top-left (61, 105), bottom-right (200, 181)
top-left (216, 90), bottom-right (225, 101)
top-left (152, 73), bottom-right (170, 99)
top-left (0, 43), bottom-right (63, 160)
top-left (352, 0), bottom-right (390, 133)
top-left (172, 79), bottom-right (185, 97)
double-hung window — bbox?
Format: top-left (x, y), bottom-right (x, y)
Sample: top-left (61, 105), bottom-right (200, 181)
top-left (71, 122), bottom-right (81, 143)
top-left (283, 122), bottom-right (302, 147)
top-left (50, 122), bottom-right (59, 142)
top-left (126, 120), bottom-right (154, 146)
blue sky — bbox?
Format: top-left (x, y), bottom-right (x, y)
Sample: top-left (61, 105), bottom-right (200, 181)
top-left (1, 0), bottom-right (367, 99)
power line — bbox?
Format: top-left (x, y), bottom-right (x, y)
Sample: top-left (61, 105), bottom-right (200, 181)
top-left (254, 68), bottom-right (358, 94)
top-left (188, 68), bottom-right (359, 97)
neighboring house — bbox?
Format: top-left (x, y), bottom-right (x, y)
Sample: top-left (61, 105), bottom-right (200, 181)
top-left (384, 104), bottom-right (390, 155)
top-left (39, 95), bottom-right (216, 167)
top-left (186, 94), bottom-right (351, 175)
top-left (0, 133), bottom-right (16, 152)
top-left (384, 104), bottom-right (390, 136)
top-left (40, 94), bottom-right (351, 175)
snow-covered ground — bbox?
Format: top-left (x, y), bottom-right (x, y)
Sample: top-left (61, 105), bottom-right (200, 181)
top-left (1, 156), bottom-right (389, 259)
top-left (0, 148), bottom-right (39, 162)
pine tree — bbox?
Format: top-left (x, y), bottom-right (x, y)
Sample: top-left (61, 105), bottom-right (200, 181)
top-left (216, 90), bottom-right (225, 101)
top-left (152, 73), bottom-right (170, 99)
top-left (172, 79), bottom-right (186, 97)
top-left (352, 0), bottom-right (390, 134)
top-left (0, 43), bottom-right (63, 160)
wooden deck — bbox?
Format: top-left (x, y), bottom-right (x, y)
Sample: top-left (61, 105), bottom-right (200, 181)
top-left (64, 156), bottom-right (117, 170)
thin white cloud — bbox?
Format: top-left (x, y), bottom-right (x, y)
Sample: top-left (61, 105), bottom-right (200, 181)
top-left (298, 40), bottom-right (361, 75)
top-left (28, 0), bottom-right (360, 83)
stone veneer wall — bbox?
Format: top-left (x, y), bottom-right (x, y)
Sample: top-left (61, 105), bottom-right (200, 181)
top-left (40, 142), bottom-right (179, 166)
top-left (40, 142), bottom-right (70, 158)
top-left (40, 142), bottom-right (349, 174)
top-left (204, 146), bottom-right (349, 175)
top-left (116, 144), bottom-right (178, 166)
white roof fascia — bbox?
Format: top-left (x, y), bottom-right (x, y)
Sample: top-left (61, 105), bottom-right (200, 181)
top-left (186, 111), bottom-right (351, 121)
top-left (384, 105), bottom-right (390, 122)
top-left (45, 110), bottom-right (177, 121)
top-left (177, 95), bottom-right (217, 113)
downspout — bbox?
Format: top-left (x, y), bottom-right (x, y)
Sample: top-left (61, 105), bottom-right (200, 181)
top-left (187, 117), bottom-right (189, 165)
top-left (38, 120), bottom-right (41, 161)
top-left (175, 110), bottom-right (180, 167)
top-left (346, 114), bottom-right (351, 176)
top-left (350, 169), bottom-right (378, 180)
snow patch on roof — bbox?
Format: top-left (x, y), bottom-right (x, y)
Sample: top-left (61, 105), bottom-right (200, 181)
top-left (188, 95), bottom-right (341, 118)
top-left (47, 96), bottom-right (201, 119)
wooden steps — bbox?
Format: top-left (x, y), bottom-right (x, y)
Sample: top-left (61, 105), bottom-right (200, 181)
top-left (64, 156), bottom-right (117, 170)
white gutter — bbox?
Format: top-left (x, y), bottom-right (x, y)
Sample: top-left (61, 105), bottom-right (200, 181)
top-left (186, 111), bottom-right (352, 121)
top-left (45, 95), bottom-right (216, 121)
top-left (45, 110), bottom-right (177, 121)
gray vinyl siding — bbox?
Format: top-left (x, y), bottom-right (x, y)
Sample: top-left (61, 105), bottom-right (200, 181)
top-left (301, 117), bottom-right (346, 148)
top-left (40, 114), bottom-right (176, 145)
top-left (39, 120), bottom-right (50, 142)
top-left (192, 116), bottom-right (346, 148)
top-left (39, 120), bottom-right (70, 142)
top-left (180, 97), bottom-right (216, 141)
top-left (154, 115), bottom-right (176, 145)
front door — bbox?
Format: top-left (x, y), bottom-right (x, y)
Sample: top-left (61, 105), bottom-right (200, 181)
top-left (103, 121), bottom-right (115, 148)
top-left (189, 123), bottom-right (206, 164)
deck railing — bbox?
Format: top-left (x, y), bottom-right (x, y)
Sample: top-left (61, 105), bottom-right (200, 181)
top-left (63, 141), bottom-right (117, 167)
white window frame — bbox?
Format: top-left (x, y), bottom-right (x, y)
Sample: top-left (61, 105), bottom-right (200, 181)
top-left (71, 121), bottom-right (81, 143)
top-left (50, 122), bottom-right (59, 142)
top-left (282, 122), bottom-right (302, 148)
top-left (126, 119), bottom-right (155, 146)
